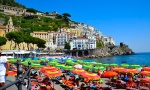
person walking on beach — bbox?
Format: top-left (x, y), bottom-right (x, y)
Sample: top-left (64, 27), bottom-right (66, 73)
top-left (0, 51), bottom-right (10, 89)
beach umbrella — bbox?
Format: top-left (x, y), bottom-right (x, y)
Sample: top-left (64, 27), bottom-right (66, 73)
top-left (48, 61), bottom-right (58, 66)
top-left (83, 65), bottom-right (92, 70)
top-left (142, 67), bottom-right (150, 71)
top-left (92, 67), bottom-right (105, 71)
top-left (121, 64), bottom-right (129, 68)
top-left (71, 69), bottom-right (86, 75)
top-left (66, 59), bottom-right (72, 63)
top-left (83, 62), bottom-right (92, 65)
top-left (81, 72), bottom-right (100, 80)
top-left (102, 64), bottom-right (109, 67)
top-left (62, 66), bottom-right (74, 70)
top-left (20, 61), bottom-right (31, 66)
top-left (101, 71), bottom-right (118, 78)
top-left (141, 78), bottom-right (150, 83)
top-left (44, 71), bottom-right (63, 78)
top-left (110, 63), bottom-right (118, 67)
top-left (55, 64), bottom-right (65, 69)
top-left (112, 67), bottom-right (126, 73)
top-left (31, 64), bottom-right (42, 68)
top-left (7, 71), bottom-right (17, 76)
top-left (40, 66), bottom-right (58, 73)
top-left (94, 63), bottom-right (102, 66)
top-left (8, 60), bottom-right (17, 63)
top-left (130, 64), bottom-right (140, 69)
top-left (76, 60), bottom-right (83, 64)
top-left (123, 69), bottom-right (139, 74)
top-left (141, 71), bottom-right (150, 76)
top-left (51, 59), bottom-right (58, 62)
top-left (74, 64), bottom-right (83, 69)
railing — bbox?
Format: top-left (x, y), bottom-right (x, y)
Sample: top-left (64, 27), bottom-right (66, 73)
top-left (0, 60), bottom-right (31, 90)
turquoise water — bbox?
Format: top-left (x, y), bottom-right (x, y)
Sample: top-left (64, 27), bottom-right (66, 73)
top-left (87, 52), bottom-right (150, 66)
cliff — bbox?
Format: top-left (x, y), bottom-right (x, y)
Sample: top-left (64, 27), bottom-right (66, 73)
top-left (87, 44), bottom-right (134, 58)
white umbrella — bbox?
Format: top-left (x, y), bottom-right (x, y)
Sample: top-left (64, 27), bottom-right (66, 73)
top-left (74, 64), bottom-right (82, 69)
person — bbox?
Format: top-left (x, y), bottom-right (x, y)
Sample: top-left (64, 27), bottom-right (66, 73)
top-left (0, 51), bottom-right (10, 89)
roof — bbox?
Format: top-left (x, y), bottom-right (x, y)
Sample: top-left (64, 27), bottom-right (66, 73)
top-left (76, 37), bottom-right (88, 40)
top-left (0, 26), bottom-right (6, 29)
top-left (33, 31), bottom-right (48, 34)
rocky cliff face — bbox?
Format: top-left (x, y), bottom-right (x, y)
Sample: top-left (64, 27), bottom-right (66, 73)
top-left (87, 45), bottom-right (134, 58)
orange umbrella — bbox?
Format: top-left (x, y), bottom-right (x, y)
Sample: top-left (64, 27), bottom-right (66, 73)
top-left (112, 67), bottom-right (125, 73)
top-left (71, 69), bottom-right (86, 75)
top-left (81, 72), bottom-right (100, 80)
top-left (141, 71), bottom-right (150, 76)
top-left (142, 67), bottom-right (150, 71)
top-left (101, 71), bottom-right (118, 78)
top-left (7, 71), bottom-right (17, 76)
top-left (123, 69), bottom-right (139, 74)
top-left (44, 71), bottom-right (63, 78)
top-left (141, 78), bottom-right (150, 83)
top-left (40, 66), bottom-right (58, 73)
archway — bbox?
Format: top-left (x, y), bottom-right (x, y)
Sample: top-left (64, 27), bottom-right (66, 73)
top-left (72, 51), bottom-right (76, 56)
top-left (78, 51), bottom-right (83, 57)
top-left (84, 50), bottom-right (89, 56)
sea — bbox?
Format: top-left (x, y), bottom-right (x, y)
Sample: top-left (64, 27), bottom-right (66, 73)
top-left (87, 52), bottom-right (150, 66)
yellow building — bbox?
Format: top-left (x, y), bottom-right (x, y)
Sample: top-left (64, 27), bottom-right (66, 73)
top-left (0, 17), bottom-right (36, 50)
top-left (69, 29), bottom-right (81, 36)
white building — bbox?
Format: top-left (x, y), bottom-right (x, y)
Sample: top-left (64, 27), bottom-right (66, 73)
top-left (69, 36), bottom-right (96, 50)
top-left (54, 32), bottom-right (67, 49)
top-left (101, 36), bottom-right (115, 45)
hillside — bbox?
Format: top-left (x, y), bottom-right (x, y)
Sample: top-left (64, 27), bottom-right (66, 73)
top-left (0, 12), bottom-right (70, 32)
top-left (0, 0), bottom-right (72, 33)
top-left (0, 0), bottom-right (25, 8)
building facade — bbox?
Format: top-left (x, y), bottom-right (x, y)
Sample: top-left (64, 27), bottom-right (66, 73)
top-left (30, 31), bottom-right (57, 50)
top-left (69, 36), bottom-right (96, 50)
top-left (54, 32), bottom-right (67, 49)
top-left (101, 36), bottom-right (115, 45)
top-left (0, 5), bottom-right (26, 15)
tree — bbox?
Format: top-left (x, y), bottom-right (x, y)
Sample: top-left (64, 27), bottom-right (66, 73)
top-left (0, 36), bottom-right (7, 50)
top-left (26, 8), bottom-right (38, 14)
top-left (36, 38), bottom-right (46, 48)
top-left (62, 13), bottom-right (71, 23)
top-left (96, 41), bottom-right (104, 48)
top-left (120, 42), bottom-right (124, 47)
top-left (64, 42), bottom-right (71, 50)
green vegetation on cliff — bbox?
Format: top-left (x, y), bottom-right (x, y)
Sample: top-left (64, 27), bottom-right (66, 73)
top-left (0, 0), bottom-right (72, 32)
top-left (0, 0), bottom-right (25, 8)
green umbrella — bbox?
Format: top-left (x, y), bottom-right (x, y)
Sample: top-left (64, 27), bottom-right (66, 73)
top-left (51, 59), bottom-right (58, 62)
top-left (20, 61), bottom-right (32, 66)
top-left (121, 64), bottom-right (129, 68)
top-left (110, 63), bottom-right (118, 67)
top-left (130, 64), bottom-right (140, 69)
top-left (94, 63), bottom-right (102, 66)
top-left (83, 62), bottom-right (91, 65)
top-left (92, 66), bottom-right (105, 71)
top-left (76, 60), bottom-right (83, 64)
top-left (31, 63), bottom-right (42, 68)
top-left (83, 65), bottom-right (92, 70)
top-left (68, 62), bottom-right (76, 65)
top-left (63, 66), bottom-right (74, 70)
top-left (48, 61), bottom-right (58, 66)
top-left (102, 64), bottom-right (109, 67)
top-left (8, 60), bottom-right (17, 63)
top-left (55, 64), bottom-right (65, 68)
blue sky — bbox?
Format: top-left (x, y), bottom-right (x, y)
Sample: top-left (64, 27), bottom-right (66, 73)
top-left (16, 0), bottom-right (150, 52)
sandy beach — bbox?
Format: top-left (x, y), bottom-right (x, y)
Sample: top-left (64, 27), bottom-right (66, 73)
top-left (6, 76), bottom-right (125, 90)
